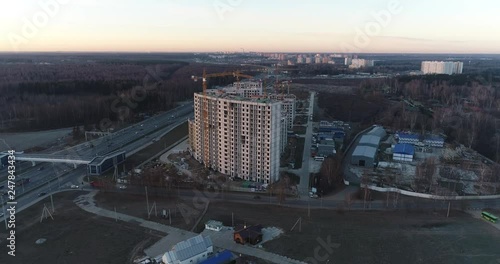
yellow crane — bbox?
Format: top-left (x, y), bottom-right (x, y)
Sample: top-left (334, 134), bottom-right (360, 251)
top-left (191, 69), bottom-right (253, 167)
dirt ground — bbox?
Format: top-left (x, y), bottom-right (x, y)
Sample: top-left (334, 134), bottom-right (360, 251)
top-left (94, 191), bottom-right (203, 231)
top-left (200, 201), bottom-right (500, 264)
top-left (0, 191), bottom-right (162, 264)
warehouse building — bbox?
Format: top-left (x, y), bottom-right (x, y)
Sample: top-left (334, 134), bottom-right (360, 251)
top-left (366, 126), bottom-right (387, 139)
top-left (351, 145), bottom-right (377, 167)
top-left (358, 135), bottom-right (381, 148)
top-left (350, 126), bottom-right (385, 167)
top-left (393, 144), bottom-right (415, 162)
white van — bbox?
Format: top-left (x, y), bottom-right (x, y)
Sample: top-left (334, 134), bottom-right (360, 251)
top-left (314, 156), bottom-right (325, 162)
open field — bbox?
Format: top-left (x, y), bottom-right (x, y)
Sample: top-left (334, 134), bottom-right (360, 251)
top-left (198, 201), bottom-right (500, 264)
top-left (94, 191), bottom-right (200, 231)
top-left (0, 191), bottom-right (162, 263)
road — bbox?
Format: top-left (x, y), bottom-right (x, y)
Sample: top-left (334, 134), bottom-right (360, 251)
top-left (0, 102), bottom-right (194, 211)
top-left (296, 92), bottom-right (315, 196)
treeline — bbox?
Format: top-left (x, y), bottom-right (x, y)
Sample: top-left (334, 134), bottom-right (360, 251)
top-left (0, 62), bottom-right (244, 131)
top-left (360, 73), bottom-right (500, 161)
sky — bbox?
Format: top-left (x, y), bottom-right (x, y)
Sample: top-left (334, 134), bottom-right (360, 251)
top-left (0, 0), bottom-right (499, 53)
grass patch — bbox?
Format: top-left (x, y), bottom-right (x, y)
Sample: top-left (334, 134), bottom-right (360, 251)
top-left (292, 125), bottom-right (307, 135)
top-left (282, 171), bottom-right (300, 185)
top-left (293, 137), bottom-right (305, 169)
top-left (125, 122), bottom-right (188, 169)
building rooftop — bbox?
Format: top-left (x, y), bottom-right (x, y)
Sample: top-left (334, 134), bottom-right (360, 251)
top-left (367, 126), bottom-right (386, 138)
top-left (352, 145), bottom-right (377, 159)
top-left (163, 235), bottom-right (213, 263)
top-left (359, 135), bottom-right (381, 147)
top-left (205, 220), bottom-right (223, 227)
top-left (200, 250), bottom-right (233, 264)
top-left (197, 92), bottom-right (279, 104)
top-left (393, 144), bottom-right (415, 155)
top-left (234, 225), bottom-right (263, 240)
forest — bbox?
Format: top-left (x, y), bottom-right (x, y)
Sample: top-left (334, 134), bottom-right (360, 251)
top-left (0, 60), bottom-right (242, 132)
top-left (358, 72), bottom-right (500, 161)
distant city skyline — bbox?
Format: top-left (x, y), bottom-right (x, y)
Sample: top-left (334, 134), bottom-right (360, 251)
top-left (1, 0), bottom-right (500, 53)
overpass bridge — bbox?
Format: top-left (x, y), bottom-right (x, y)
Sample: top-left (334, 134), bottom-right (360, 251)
top-left (1, 151), bottom-right (125, 175)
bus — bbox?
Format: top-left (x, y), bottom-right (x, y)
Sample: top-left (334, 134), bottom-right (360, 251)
top-left (481, 211), bottom-right (498, 223)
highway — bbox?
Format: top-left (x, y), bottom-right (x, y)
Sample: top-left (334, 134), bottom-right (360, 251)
top-left (0, 102), bottom-right (194, 208)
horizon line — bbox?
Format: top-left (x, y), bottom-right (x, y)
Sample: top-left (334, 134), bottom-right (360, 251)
top-left (0, 51), bottom-right (500, 56)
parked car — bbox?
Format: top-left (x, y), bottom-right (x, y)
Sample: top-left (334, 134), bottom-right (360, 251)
top-left (70, 185), bottom-right (79, 189)
top-left (38, 192), bottom-right (47, 197)
top-left (118, 185), bottom-right (127, 190)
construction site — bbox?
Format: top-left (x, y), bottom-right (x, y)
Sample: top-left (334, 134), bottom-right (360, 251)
top-left (188, 69), bottom-right (298, 184)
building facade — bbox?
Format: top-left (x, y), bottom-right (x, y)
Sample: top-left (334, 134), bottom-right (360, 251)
top-left (421, 61), bottom-right (463, 75)
top-left (192, 92), bottom-right (282, 183)
top-left (348, 59), bottom-right (375, 69)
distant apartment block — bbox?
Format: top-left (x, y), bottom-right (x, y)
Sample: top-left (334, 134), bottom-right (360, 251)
top-left (347, 59), bottom-right (375, 69)
top-left (190, 82), bottom-right (292, 183)
top-left (297, 55), bottom-right (304, 64)
top-left (421, 61), bottom-right (463, 75)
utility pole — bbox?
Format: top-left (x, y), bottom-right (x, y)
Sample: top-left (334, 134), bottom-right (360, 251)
top-left (50, 193), bottom-right (54, 213)
top-left (145, 186), bottom-right (149, 216)
top-left (446, 201), bottom-right (451, 218)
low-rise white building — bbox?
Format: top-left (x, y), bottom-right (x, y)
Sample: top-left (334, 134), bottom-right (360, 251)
top-left (162, 235), bottom-right (213, 264)
top-left (205, 220), bottom-right (223, 232)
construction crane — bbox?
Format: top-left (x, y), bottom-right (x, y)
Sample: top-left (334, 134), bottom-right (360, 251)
top-left (272, 64), bottom-right (298, 93)
top-left (191, 69), bottom-right (253, 168)
top-left (280, 80), bottom-right (292, 95)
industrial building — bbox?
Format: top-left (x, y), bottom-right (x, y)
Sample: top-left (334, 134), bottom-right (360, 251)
top-left (395, 132), bottom-right (444, 148)
top-left (351, 145), bottom-right (377, 167)
top-left (317, 144), bottom-right (336, 157)
top-left (189, 81), bottom-right (295, 184)
top-left (358, 135), bottom-right (381, 148)
top-left (393, 143), bottom-right (415, 162)
top-left (350, 126), bottom-right (386, 167)
top-left (162, 235), bottom-right (213, 264)
top-left (421, 61), bottom-right (463, 75)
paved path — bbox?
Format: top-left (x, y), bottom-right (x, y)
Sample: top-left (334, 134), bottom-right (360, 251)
top-left (296, 92), bottom-right (316, 195)
top-left (158, 139), bottom-right (192, 177)
top-left (466, 210), bottom-right (500, 231)
top-left (73, 191), bottom-right (306, 264)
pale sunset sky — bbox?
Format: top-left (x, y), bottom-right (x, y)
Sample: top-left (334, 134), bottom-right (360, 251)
top-left (0, 0), bottom-right (499, 53)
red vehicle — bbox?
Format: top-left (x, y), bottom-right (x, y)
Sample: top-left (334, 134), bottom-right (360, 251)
top-left (90, 181), bottom-right (105, 188)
